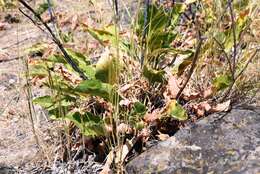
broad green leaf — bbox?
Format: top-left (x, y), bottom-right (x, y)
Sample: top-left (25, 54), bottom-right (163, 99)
top-left (75, 79), bottom-right (119, 103)
top-left (49, 106), bottom-right (69, 119)
top-left (46, 50), bottom-right (95, 79)
top-left (86, 25), bottom-right (116, 46)
top-left (148, 32), bottom-right (177, 51)
top-left (47, 54), bottom-right (67, 64)
top-left (133, 102), bottom-right (146, 114)
top-left (214, 32), bottom-right (226, 44)
top-left (33, 95), bottom-right (75, 110)
top-left (84, 65), bottom-right (96, 79)
top-left (166, 100), bottom-right (188, 121)
top-left (85, 25), bottom-right (129, 52)
top-left (66, 111), bottom-right (104, 137)
top-left (213, 74), bottom-right (233, 91)
top-left (33, 96), bottom-right (53, 108)
top-left (66, 49), bottom-right (91, 66)
top-left (44, 75), bottom-right (76, 95)
top-left (143, 65), bottom-right (165, 83)
top-left (29, 64), bottom-right (49, 77)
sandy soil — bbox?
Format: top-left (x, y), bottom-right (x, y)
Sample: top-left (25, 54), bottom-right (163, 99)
top-left (0, 0), bottom-right (134, 172)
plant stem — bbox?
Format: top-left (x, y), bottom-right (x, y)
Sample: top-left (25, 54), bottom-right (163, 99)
top-left (176, 33), bottom-right (203, 100)
top-left (140, 0), bottom-right (150, 67)
top-left (213, 37), bottom-right (234, 77)
top-left (18, 0), bottom-right (88, 80)
top-left (228, 0), bottom-right (237, 77)
top-left (220, 49), bottom-right (259, 102)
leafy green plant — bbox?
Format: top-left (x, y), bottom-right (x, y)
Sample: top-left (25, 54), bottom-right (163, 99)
top-left (19, 0), bottom-right (259, 172)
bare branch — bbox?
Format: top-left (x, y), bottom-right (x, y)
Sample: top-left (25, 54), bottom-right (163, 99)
top-left (18, 0), bottom-right (88, 80)
top-left (19, 8), bottom-right (46, 33)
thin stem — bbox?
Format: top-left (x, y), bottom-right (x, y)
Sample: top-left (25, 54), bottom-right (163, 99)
top-left (228, 0), bottom-right (237, 74)
top-left (176, 33), bottom-right (203, 100)
top-left (235, 49), bottom-right (259, 80)
top-left (220, 49), bottom-right (259, 102)
top-left (18, 0), bottom-right (88, 80)
top-left (140, 0), bottom-right (150, 67)
top-left (213, 37), bottom-right (234, 79)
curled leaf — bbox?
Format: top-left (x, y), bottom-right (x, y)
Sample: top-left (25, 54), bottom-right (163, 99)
top-left (211, 100), bottom-right (231, 112)
top-left (213, 74), bottom-right (233, 91)
top-left (166, 100), bottom-right (188, 121)
top-left (143, 65), bottom-right (165, 83)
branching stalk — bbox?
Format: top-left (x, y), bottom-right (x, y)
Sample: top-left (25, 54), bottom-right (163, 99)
top-left (18, 0), bottom-right (88, 80)
top-left (220, 49), bottom-right (259, 102)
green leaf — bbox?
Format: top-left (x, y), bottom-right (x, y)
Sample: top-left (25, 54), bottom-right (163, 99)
top-left (214, 32), bottom-right (226, 44)
top-left (29, 64), bottom-right (49, 77)
top-left (172, 51), bottom-right (194, 76)
top-left (166, 100), bottom-right (188, 121)
top-left (25, 43), bottom-right (47, 56)
top-left (44, 75), bottom-right (76, 95)
top-left (33, 96), bottom-right (53, 108)
top-left (213, 74), bottom-right (233, 91)
top-left (66, 111), bottom-right (104, 137)
top-left (75, 79), bottom-right (119, 103)
top-left (36, 2), bottom-right (52, 15)
top-left (133, 102), bottom-right (146, 114)
top-left (49, 106), bottom-right (69, 119)
top-left (47, 54), bottom-right (67, 64)
top-left (85, 25), bottom-right (129, 52)
top-left (143, 65), bottom-right (165, 83)
top-left (66, 49), bottom-right (91, 66)
top-left (46, 50), bottom-right (95, 79)
top-left (33, 95), bottom-right (75, 110)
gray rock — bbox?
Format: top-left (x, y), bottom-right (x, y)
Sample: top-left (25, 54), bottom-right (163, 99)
top-left (0, 166), bottom-right (16, 174)
top-left (126, 108), bottom-right (260, 174)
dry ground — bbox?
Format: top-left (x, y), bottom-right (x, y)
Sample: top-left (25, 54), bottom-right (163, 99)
top-left (0, 0), bottom-right (134, 171)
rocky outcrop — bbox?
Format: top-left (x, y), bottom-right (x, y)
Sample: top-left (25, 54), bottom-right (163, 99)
top-left (126, 107), bottom-right (260, 174)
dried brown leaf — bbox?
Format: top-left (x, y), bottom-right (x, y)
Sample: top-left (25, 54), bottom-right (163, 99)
top-left (211, 100), bottom-right (231, 112)
top-left (203, 86), bottom-right (216, 98)
top-left (119, 99), bottom-right (131, 107)
top-left (0, 22), bottom-right (10, 31)
top-left (71, 14), bottom-right (79, 30)
top-left (167, 75), bottom-right (180, 98)
top-left (156, 131), bottom-right (170, 141)
top-left (143, 110), bottom-right (160, 123)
